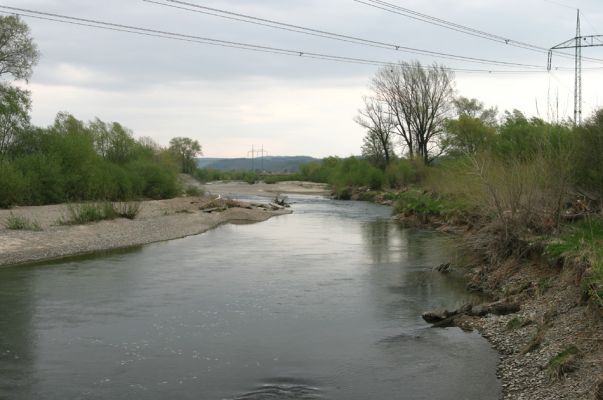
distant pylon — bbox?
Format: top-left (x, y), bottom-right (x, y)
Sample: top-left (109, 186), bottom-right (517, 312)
top-left (548, 9), bottom-right (603, 125)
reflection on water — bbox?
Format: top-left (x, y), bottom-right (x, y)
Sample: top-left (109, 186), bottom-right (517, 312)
top-left (0, 196), bottom-right (499, 400)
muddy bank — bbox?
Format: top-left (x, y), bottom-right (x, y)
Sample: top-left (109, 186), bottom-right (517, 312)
top-left (0, 196), bottom-right (290, 267)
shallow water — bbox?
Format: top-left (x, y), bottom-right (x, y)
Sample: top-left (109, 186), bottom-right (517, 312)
top-left (0, 196), bottom-right (500, 399)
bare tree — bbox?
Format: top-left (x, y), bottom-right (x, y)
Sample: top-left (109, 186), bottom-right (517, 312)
top-left (354, 96), bottom-right (395, 169)
top-left (371, 60), bottom-right (455, 164)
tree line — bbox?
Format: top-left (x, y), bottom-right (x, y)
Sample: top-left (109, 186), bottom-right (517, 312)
top-left (0, 16), bottom-right (202, 208)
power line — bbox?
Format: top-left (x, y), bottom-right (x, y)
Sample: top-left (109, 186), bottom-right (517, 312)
top-left (353, 0), bottom-right (603, 64)
top-left (0, 5), bottom-right (556, 74)
top-left (144, 0), bottom-right (546, 69)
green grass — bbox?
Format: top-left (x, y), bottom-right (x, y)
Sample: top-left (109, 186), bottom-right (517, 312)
top-left (547, 345), bottom-right (580, 380)
top-left (60, 201), bottom-right (142, 225)
top-left (545, 217), bottom-right (603, 305)
top-left (3, 213), bottom-right (42, 231)
top-left (61, 202), bottom-right (116, 225)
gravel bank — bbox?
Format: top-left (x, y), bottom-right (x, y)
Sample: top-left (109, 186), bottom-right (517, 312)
top-left (450, 262), bottom-right (603, 400)
top-left (0, 196), bottom-right (290, 267)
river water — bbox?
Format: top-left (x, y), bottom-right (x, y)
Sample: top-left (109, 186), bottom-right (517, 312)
top-left (0, 196), bottom-right (500, 400)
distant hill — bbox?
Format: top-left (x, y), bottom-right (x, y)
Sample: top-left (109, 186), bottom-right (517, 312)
top-left (196, 156), bottom-right (320, 173)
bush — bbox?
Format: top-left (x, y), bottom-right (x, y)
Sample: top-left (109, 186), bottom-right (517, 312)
top-left (0, 161), bottom-right (26, 208)
top-left (394, 190), bottom-right (443, 218)
top-left (112, 201), bottom-right (142, 220)
top-left (385, 159), bottom-right (425, 188)
top-left (185, 186), bottom-right (204, 197)
top-left (60, 202), bottom-right (117, 225)
top-left (3, 213), bottom-right (41, 231)
top-left (0, 113), bottom-right (182, 208)
top-left (547, 345), bottom-right (580, 381)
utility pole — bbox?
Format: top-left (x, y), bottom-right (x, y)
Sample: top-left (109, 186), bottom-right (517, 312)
top-left (247, 145), bottom-right (268, 172)
top-left (247, 145), bottom-right (255, 171)
top-left (548, 9), bottom-right (603, 125)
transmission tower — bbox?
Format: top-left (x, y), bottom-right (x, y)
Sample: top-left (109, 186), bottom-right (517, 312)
top-left (548, 9), bottom-right (603, 125)
top-left (247, 145), bottom-right (268, 171)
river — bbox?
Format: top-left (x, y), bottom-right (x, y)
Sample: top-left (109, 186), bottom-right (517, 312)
top-left (0, 196), bottom-right (500, 399)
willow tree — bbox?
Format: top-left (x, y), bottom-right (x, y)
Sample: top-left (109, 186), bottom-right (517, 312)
top-left (371, 61), bottom-right (455, 164)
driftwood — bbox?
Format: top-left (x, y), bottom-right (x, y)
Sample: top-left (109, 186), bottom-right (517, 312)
top-left (422, 300), bottom-right (520, 327)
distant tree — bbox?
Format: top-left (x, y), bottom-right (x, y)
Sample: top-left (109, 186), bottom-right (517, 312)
top-left (138, 136), bottom-right (161, 153)
top-left (0, 16), bottom-right (40, 81)
top-left (452, 97), bottom-right (498, 127)
top-left (169, 137), bottom-right (202, 173)
top-left (354, 96), bottom-right (395, 169)
top-left (0, 84), bottom-right (31, 159)
top-left (443, 97), bottom-right (498, 156)
top-left (443, 116), bottom-right (496, 156)
top-left (371, 60), bottom-right (455, 164)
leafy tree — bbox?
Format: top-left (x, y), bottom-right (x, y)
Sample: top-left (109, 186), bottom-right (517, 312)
top-left (0, 84), bottom-right (31, 158)
top-left (452, 97), bottom-right (498, 127)
top-left (443, 116), bottom-right (495, 156)
top-left (371, 60), bottom-right (455, 164)
top-left (443, 98), bottom-right (498, 156)
top-left (354, 96), bottom-right (395, 169)
top-left (169, 137), bottom-right (202, 173)
top-left (0, 15), bottom-right (40, 81)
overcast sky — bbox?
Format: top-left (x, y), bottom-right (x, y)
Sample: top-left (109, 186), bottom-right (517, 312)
top-left (7, 0), bottom-right (603, 158)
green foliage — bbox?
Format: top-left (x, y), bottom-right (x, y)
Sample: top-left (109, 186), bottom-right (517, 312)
top-left (0, 160), bottom-right (26, 208)
top-left (0, 84), bottom-right (31, 158)
top-left (185, 186), bottom-right (204, 197)
top-left (574, 109), bottom-right (603, 198)
top-left (0, 113), bottom-right (182, 207)
top-left (169, 137), bottom-right (202, 174)
top-left (3, 213), bottom-right (41, 231)
top-left (545, 217), bottom-right (603, 305)
top-left (195, 168), bottom-right (260, 184)
top-left (394, 190), bottom-right (444, 218)
top-left (545, 218), bottom-right (603, 259)
top-left (0, 16), bottom-right (40, 82)
top-left (112, 201), bottom-right (142, 220)
top-left (547, 345), bottom-right (580, 380)
top-left (61, 202), bottom-right (117, 225)
top-left (299, 157), bottom-right (385, 191)
top-left (443, 115), bottom-right (496, 156)
top-left (384, 159), bottom-right (425, 188)
top-left (59, 201), bottom-right (141, 224)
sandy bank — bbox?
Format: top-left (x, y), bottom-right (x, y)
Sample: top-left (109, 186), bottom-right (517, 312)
top-left (0, 196), bottom-right (290, 267)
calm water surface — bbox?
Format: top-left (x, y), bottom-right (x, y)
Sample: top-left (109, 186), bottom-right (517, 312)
top-left (0, 196), bottom-right (500, 399)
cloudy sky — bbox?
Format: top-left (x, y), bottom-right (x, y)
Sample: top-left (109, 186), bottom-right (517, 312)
top-left (6, 0), bottom-right (603, 158)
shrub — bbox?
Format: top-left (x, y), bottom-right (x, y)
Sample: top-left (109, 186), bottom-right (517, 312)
top-left (185, 185), bottom-right (204, 197)
top-left (60, 202), bottom-right (117, 225)
top-left (547, 345), bottom-right (580, 381)
top-left (3, 213), bottom-right (41, 231)
top-left (0, 161), bottom-right (26, 208)
top-left (112, 201), bottom-right (142, 220)
top-left (394, 190), bottom-right (443, 218)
